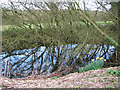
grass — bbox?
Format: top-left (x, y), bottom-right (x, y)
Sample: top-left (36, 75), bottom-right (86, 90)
top-left (86, 77), bottom-right (89, 81)
top-left (96, 21), bottom-right (114, 24)
top-left (1, 21), bottom-right (115, 31)
top-left (90, 74), bottom-right (97, 78)
top-left (51, 76), bottom-right (58, 79)
top-left (84, 84), bottom-right (89, 88)
top-left (99, 75), bottom-right (105, 77)
top-left (1, 25), bottom-right (15, 31)
top-left (110, 78), bottom-right (116, 82)
top-left (74, 86), bottom-right (79, 89)
top-left (107, 86), bottom-right (114, 88)
top-left (100, 79), bottom-right (104, 82)
top-left (106, 69), bottom-right (120, 76)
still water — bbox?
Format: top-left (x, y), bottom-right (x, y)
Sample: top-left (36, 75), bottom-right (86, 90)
top-left (0, 44), bottom-right (115, 78)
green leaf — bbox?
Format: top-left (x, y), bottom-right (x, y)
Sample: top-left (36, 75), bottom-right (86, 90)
top-left (110, 71), bottom-right (114, 75)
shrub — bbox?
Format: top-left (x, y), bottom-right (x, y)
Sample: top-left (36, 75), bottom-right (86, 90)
top-left (78, 57), bottom-right (106, 73)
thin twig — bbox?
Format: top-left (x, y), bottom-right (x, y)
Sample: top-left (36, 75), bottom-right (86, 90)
top-left (7, 61), bottom-right (10, 77)
top-left (4, 60), bottom-right (7, 77)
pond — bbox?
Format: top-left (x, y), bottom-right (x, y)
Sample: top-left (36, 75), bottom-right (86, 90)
top-left (0, 44), bottom-right (115, 78)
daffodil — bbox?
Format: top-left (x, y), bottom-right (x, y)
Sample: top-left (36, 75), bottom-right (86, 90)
top-left (96, 57), bottom-right (99, 60)
top-left (92, 59), bottom-right (94, 61)
top-left (104, 59), bottom-right (106, 62)
top-left (99, 57), bottom-right (103, 60)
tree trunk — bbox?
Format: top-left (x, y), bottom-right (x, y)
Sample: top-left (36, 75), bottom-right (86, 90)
top-left (118, 1), bottom-right (120, 30)
top-left (117, 1), bottom-right (120, 65)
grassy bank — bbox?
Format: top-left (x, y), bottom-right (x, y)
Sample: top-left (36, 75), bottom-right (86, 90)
top-left (2, 20), bottom-right (119, 52)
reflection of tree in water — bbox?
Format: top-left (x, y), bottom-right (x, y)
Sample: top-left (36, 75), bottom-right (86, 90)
top-left (1, 44), bottom-right (115, 78)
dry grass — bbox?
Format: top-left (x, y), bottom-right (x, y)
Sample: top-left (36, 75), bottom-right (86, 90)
top-left (0, 66), bottom-right (119, 88)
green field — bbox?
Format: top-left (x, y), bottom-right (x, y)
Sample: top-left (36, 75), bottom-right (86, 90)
top-left (1, 21), bottom-right (115, 31)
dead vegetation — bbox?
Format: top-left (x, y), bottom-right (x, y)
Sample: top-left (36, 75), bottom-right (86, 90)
top-left (0, 66), bottom-right (119, 88)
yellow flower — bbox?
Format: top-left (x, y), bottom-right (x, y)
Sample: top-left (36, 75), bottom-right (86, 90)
top-left (104, 59), bottom-right (106, 62)
top-left (99, 57), bottom-right (103, 60)
top-left (96, 57), bottom-right (99, 60)
top-left (92, 59), bottom-right (94, 61)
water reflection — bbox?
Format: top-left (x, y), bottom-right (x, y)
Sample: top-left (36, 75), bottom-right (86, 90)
top-left (0, 44), bottom-right (115, 78)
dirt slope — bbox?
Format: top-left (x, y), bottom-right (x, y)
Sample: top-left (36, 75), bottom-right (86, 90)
top-left (0, 66), bottom-right (119, 88)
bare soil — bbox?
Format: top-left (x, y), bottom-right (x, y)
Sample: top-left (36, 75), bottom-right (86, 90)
top-left (0, 66), bottom-right (120, 88)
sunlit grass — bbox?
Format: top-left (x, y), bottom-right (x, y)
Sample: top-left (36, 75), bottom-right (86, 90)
top-left (1, 21), bottom-right (115, 31)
